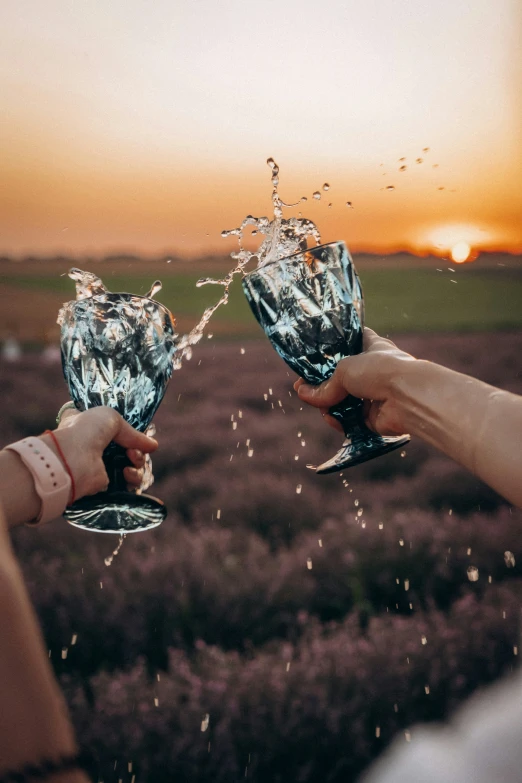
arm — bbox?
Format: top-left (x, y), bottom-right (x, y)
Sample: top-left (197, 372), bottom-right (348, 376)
top-left (0, 510), bottom-right (89, 781)
top-left (295, 329), bottom-right (522, 509)
top-left (0, 407), bottom-right (158, 779)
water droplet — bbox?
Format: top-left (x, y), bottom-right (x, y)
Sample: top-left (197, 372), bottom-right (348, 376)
top-left (385, 185), bottom-right (395, 191)
top-left (421, 635), bottom-right (427, 645)
top-left (345, 201), bottom-right (353, 208)
top-left (416, 158), bottom-right (423, 164)
top-left (61, 647), bottom-right (68, 659)
top-left (286, 662), bottom-right (291, 672)
top-left (467, 566), bottom-right (479, 582)
top-left (312, 191), bottom-right (321, 200)
top-left (166, 258), bottom-right (172, 264)
top-left (504, 551), bottom-right (516, 568)
top-left (216, 509), bottom-right (221, 519)
top-left (201, 713), bottom-right (210, 731)
top-left (400, 450), bottom-right (406, 457)
top-left (375, 726), bottom-right (381, 738)
top-left (378, 523), bottom-right (384, 529)
top-left (399, 165), bottom-right (407, 172)
top-left (322, 183), bottom-right (330, 191)
top-left (240, 347), bottom-right (246, 354)
top-left (232, 421), bottom-right (237, 430)
top-left (318, 538), bottom-right (323, 547)
top-left (247, 449), bottom-right (254, 457)
top-left (405, 731), bottom-right (411, 742)
top-left (404, 579), bottom-right (410, 591)
top-left (399, 538), bottom-right (404, 546)
top-left (306, 557), bottom-right (313, 570)
top-left (71, 634), bottom-right (77, 645)
top-left (423, 147), bottom-right (430, 153)
top-left (425, 685), bottom-right (430, 694)
top-left (296, 484), bottom-right (302, 494)
top-left (515, 646), bottom-right (519, 656)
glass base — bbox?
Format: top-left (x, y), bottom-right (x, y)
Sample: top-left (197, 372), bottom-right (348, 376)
top-left (64, 491), bottom-right (167, 533)
top-left (316, 433), bottom-right (411, 475)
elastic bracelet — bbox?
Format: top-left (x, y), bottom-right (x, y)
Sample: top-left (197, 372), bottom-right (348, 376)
top-left (0, 749), bottom-right (93, 782)
top-left (43, 430), bottom-right (76, 505)
top-left (56, 401), bottom-right (77, 426)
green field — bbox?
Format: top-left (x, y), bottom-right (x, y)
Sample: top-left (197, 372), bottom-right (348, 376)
top-left (3, 266), bottom-right (522, 336)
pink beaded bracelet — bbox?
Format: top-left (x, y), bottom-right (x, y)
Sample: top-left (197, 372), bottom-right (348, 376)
top-left (5, 437), bottom-right (72, 525)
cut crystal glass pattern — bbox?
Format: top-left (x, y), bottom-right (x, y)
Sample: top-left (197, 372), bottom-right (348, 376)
top-left (59, 294), bottom-right (177, 432)
top-left (242, 241), bottom-right (409, 473)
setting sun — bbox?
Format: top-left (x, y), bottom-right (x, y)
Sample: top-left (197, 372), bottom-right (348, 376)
top-left (451, 242), bottom-right (471, 263)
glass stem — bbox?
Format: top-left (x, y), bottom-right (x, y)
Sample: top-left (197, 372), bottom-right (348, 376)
top-left (103, 443), bottom-right (133, 493)
top-left (328, 396), bottom-right (367, 439)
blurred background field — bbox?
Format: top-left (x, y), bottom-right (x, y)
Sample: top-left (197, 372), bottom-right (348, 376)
top-left (1, 253), bottom-right (522, 346)
top-left (1, 0), bottom-right (521, 777)
top-left (1, 255), bottom-right (522, 782)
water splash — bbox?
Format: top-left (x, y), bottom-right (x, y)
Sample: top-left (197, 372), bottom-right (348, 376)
top-left (172, 158), bottom-right (322, 367)
top-left (105, 533), bottom-right (126, 566)
top-left (68, 268), bottom-right (109, 300)
top-left (145, 280), bottom-right (163, 299)
top-left (61, 160), bottom-right (321, 372)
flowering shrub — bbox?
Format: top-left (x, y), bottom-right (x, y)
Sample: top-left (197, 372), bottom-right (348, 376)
top-left (2, 330), bottom-right (522, 781)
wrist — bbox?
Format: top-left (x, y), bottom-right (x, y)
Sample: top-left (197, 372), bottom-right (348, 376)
top-left (389, 359), bottom-right (444, 438)
top-left (3, 435), bottom-right (72, 527)
top-left (40, 431), bottom-right (76, 505)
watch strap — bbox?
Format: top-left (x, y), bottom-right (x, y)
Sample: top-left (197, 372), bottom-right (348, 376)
top-left (5, 437), bottom-right (72, 525)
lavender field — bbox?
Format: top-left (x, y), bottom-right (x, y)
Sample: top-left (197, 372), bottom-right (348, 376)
top-left (2, 331), bottom-right (522, 782)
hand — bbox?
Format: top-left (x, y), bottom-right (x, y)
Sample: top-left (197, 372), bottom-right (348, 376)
top-left (44, 407), bottom-right (158, 502)
top-left (294, 328), bottom-right (416, 436)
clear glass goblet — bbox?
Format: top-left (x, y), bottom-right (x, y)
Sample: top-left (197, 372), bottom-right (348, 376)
top-left (242, 241), bottom-right (410, 473)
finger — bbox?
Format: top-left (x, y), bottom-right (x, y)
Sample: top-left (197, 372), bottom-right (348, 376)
top-left (124, 466), bottom-right (144, 487)
top-left (320, 410), bottom-right (344, 433)
top-left (112, 416), bottom-right (158, 453)
top-left (293, 377), bottom-right (305, 392)
top-left (362, 327), bottom-right (381, 350)
top-left (363, 327), bottom-right (398, 353)
top-left (126, 448), bottom-right (145, 468)
top-left (297, 363), bottom-right (352, 409)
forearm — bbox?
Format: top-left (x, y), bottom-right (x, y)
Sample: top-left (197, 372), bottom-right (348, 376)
top-left (394, 360), bottom-right (522, 507)
top-left (0, 516), bottom-right (89, 780)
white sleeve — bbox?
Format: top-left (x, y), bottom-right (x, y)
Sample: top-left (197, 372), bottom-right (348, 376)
top-left (361, 670), bottom-right (522, 783)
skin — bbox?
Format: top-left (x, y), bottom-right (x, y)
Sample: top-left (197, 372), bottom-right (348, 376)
top-left (295, 328), bottom-right (522, 509)
top-left (0, 407), bottom-right (157, 779)
top-left (0, 407), bottom-right (157, 530)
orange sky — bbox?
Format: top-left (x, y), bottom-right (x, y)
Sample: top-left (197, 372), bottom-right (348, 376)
top-left (1, 0), bottom-right (521, 258)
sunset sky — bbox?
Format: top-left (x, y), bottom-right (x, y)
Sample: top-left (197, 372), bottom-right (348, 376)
top-left (1, 0), bottom-right (521, 259)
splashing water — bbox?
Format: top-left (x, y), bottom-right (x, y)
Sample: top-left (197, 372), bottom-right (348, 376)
top-left (61, 159), bottom-right (322, 371)
top-left (176, 157), bottom-right (322, 366)
top-left (67, 268), bottom-right (109, 300)
top-left (105, 534), bottom-right (126, 566)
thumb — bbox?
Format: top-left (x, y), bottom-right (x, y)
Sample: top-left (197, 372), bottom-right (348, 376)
top-left (296, 362), bottom-right (353, 409)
